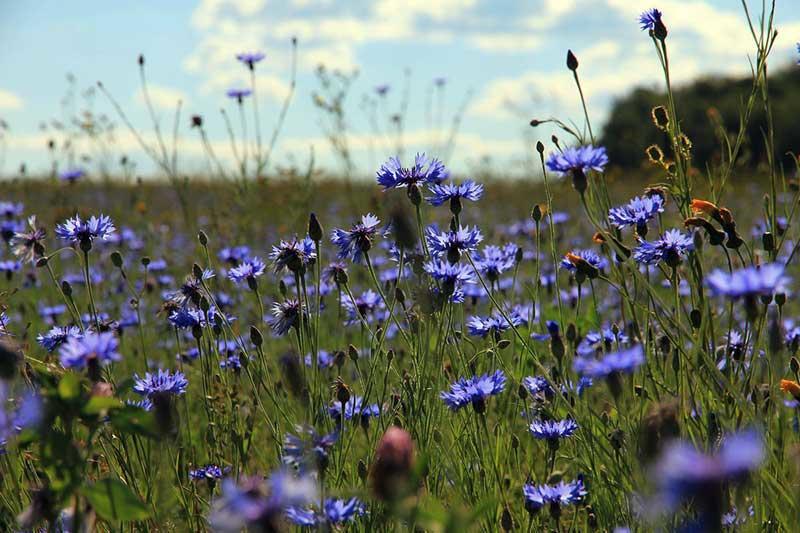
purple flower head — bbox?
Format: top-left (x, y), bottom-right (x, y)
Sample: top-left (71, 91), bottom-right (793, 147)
top-left (633, 229), bottom-right (694, 266)
top-left (426, 180), bottom-right (484, 207)
top-left (59, 168), bottom-right (85, 183)
top-left (11, 216), bottom-right (46, 263)
top-left (168, 307), bottom-right (206, 329)
top-left (236, 51), bottom-right (265, 69)
top-left (467, 309), bottom-right (526, 338)
top-left (376, 153), bottom-right (449, 190)
top-left (546, 145), bottom-right (608, 176)
top-left (523, 477), bottom-right (587, 513)
top-left (424, 260), bottom-right (476, 287)
top-left (573, 345), bottom-right (645, 379)
top-left (58, 331), bottom-right (121, 370)
top-left (560, 249), bottom-right (607, 273)
top-left (37, 325), bottom-right (82, 352)
top-left (706, 264), bottom-right (788, 299)
top-left (270, 299), bottom-right (306, 336)
top-left (133, 369), bottom-right (188, 398)
top-left (440, 370), bottom-right (506, 413)
top-left (529, 419), bottom-right (579, 440)
top-left (227, 257), bottom-right (266, 284)
top-left (426, 225), bottom-right (483, 262)
top-left (190, 464), bottom-right (224, 481)
top-left (0, 201), bottom-right (23, 218)
top-left (608, 195), bottom-right (665, 236)
top-left (472, 244), bottom-right (516, 281)
top-left (522, 376), bottom-right (554, 398)
top-left (328, 396), bottom-right (381, 423)
top-left (226, 88), bottom-right (252, 101)
top-left (286, 497), bottom-right (366, 527)
top-left (331, 214), bottom-right (381, 263)
top-left (218, 245), bottom-right (251, 266)
top-left (639, 8), bottom-right (663, 31)
top-left (342, 289), bottom-right (385, 325)
top-left (270, 236), bottom-right (316, 274)
top-left (374, 84), bottom-right (390, 96)
top-left (282, 424), bottom-right (338, 471)
top-left (576, 327), bottom-right (630, 357)
top-left (55, 214), bottom-right (116, 247)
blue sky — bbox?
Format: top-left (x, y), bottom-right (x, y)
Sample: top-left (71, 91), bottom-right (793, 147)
top-left (1, 0), bottom-right (798, 178)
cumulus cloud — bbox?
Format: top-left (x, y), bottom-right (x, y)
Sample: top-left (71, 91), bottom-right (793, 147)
top-left (0, 89), bottom-right (23, 111)
top-left (135, 84), bottom-right (189, 110)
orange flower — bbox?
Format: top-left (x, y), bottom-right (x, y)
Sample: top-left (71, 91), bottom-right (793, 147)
top-left (690, 199), bottom-right (719, 217)
top-left (780, 379), bottom-right (800, 399)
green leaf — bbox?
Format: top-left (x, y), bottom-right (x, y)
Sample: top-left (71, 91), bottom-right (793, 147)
top-left (58, 372), bottom-right (82, 401)
top-left (83, 477), bottom-right (150, 522)
top-left (82, 396), bottom-right (123, 415)
top-left (108, 405), bottom-right (160, 439)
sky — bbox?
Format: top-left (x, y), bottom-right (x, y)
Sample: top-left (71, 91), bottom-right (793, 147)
top-left (0, 0), bottom-right (799, 179)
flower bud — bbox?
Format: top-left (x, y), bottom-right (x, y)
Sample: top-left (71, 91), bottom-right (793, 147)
top-left (566, 49), bottom-right (579, 71)
top-left (308, 213), bottom-right (323, 243)
top-left (110, 251), bottom-right (123, 268)
top-left (371, 426), bottom-right (416, 501)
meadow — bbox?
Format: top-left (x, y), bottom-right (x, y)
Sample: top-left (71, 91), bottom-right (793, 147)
top-left (1, 4), bottom-right (799, 532)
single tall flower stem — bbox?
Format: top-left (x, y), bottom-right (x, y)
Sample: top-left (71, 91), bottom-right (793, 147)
top-left (82, 250), bottom-right (100, 330)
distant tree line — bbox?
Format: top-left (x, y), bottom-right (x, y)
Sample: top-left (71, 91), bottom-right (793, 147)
top-left (601, 66), bottom-right (800, 173)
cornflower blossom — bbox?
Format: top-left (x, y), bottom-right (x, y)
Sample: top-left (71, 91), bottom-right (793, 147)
top-left (226, 88), bottom-right (252, 102)
top-left (440, 370), bottom-right (506, 413)
top-left (270, 299), bottom-right (306, 336)
top-left (472, 244), bottom-right (517, 281)
top-left (376, 153), bottom-right (449, 190)
top-left (650, 431), bottom-right (764, 515)
top-left (706, 264), bottom-right (788, 299)
top-left (330, 214), bottom-right (381, 263)
top-left (55, 214), bottom-right (116, 249)
top-left (342, 289), bottom-right (385, 325)
top-left (58, 332), bottom-right (121, 370)
top-left (59, 168), bottom-right (85, 183)
top-left (133, 369), bottom-right (188, 398)
top-left (426, 180), bottom-right (483, 209)
top-left (608, 195), bottom-right (665, 236)
top-left (236, 51), bottom-right (265, 69)
top-left (208, 470), bottom-right (317, 532)
top-left (286, 498), bottom-right (366, 527)
top-left (639, 8), bottom-right (663, 31)
top-left (37, 326), bottom-right (82, 352)
top-left (573, 345), bottom-right (645, 380)
top-left (282, 425), bottom-right (338, 471)
top-left (270, 237), bottom-right (316, 274)
top-left (424, 260), bottom-right (476, 293)
top-left (328, 396), bottom-right (381, 424)
top-left (227, 257), bottom-right (266, 285)
top-left (523, 478), bottom-right (587, 515)
top-left (633, 229), bottom-right (694, 267)
top-left (529, 419), bottom-right (579, 441)
top-left (467, 307), bottom-right (527, 338)
top-left (560, 249), bottom-right (607, 273)
top-left (190, 465), bottom-right (224, 481)
top-left (0, 201), bottom-right (23, 218)
top-left (11, 216), bottom-right (46, 263)
top-left (426, 225), bottom-right (483, 262)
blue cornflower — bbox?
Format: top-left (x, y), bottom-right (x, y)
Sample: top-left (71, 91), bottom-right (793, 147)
top-left (227, 257), bottom-right (266, 285)
top-left (424, 260), bottom-right (476, 288)
top-left (55, 214), bottom-right (116, 248)
top-left (331, 214), bottom-right (381, 263)
top-left (0, 260), bottom-right (20, 276)
top-left (573, 345), bottom-right (645, 379)
top-left (127, 398), bottom-right (153, 411)
top-left (168, 307), bottom-right (206, 329)
top-left (286, 497), bottom-right (366, 527)
top-left (0, 383), bottom-right (42, 450)
top-left (342, 289), bottom-right (385, 325)
top-left (37, 325), bottom-right (82, 352)
top-left (11, 216), bottom-right (46, 263)
top-left (190, 464), bottom-right (224, 481)
top-left (472, 244), bottom-right (516, 281)
top-left (168, 269), bottom-right (215, 307)
top-left (218, 245), bottom-right (251, 265)
top-left (270, 237), bottom-right (316, 274)
top-left (426, 180), bottom-right (483, 207)
top-left (376, 153), bottom-right (448, 190)
top-left (0, 219), bottom-right (22, 243)
top-left (576, 327), bottom-right (630, 357)
top-left (58, 331), bottom-right (121, 370)
top-left (706, 264), bottom-right (788, 299)
top-left (59, 168), bottom-right (85, 183)
top-left (226, 88), bottom-right (252, 102)
top-left (560, 249), bottom-right (607, 273)
top-left (546, 145), bottom-right (608, 176)
top-left (328, 396), bottom-right (381, 423)
top-left (374, 84), bottom-right (390, 96)
top-left (608, 195), bottom-right (665, 236)
top-left (529, 419), bottom-right (579, 441)
top-left (208, 471), bottom-right (316, 532)
top-left (0, 201), bottom-right (23, 218)
top-left (522, 376), bottom-right (555, 398)
top-left (38, 304), bottom-right (66, 322)
top-left (652, 430), bottom-right (763, 512)
top-left (440, 370), bottom-right (506, 413)
top-left (270, 299), bottom-right (305, 336)
top-left (220, 354), bottom-right (242, 371)
top-left (523, 477), bottom-right (587, 514)
top-left (304, 350), bottom-right (334, 368)
top-left (282, 425), bottom-right (338, 471)
top-left (236, 51), bottom-right (265, 69)
top-left (633, 229), bottom-right (694, 266)
top-left (467, 309), bottom-right (526, 338)
top-left (133, 369), bottom-right (188, 398)
top-left (426, 225), bottom-right (483, 262)
top-left (639, 8), bottom-right (663, 31)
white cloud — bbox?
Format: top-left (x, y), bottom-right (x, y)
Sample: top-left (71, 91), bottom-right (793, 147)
top-left (525, 0), bottom-right (578, 30)
top-left (374, 0), bottom-right (478, 22)
top-left (469, 33), bottom-right (541, 53)
top-left (0, 89), bottom-right (23, 111)
top-left (135, 84), bottom-right (188, 110)
top-left (191, 0), bottom-right (267, 30)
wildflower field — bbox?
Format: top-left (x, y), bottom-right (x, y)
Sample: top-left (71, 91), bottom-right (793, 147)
top-left (2, 3), bottom-right (800, 532)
